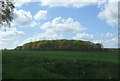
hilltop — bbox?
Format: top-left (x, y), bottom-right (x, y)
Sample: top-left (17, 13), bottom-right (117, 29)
top-left (15, 39), bottom-right (102, 51)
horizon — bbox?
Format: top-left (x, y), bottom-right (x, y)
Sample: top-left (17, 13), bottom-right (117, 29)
top-left (1, 39), bottom-right (119, 50)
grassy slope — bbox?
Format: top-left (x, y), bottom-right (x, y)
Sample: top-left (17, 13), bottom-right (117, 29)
top-left (2, 50), bottom-right (118, 79)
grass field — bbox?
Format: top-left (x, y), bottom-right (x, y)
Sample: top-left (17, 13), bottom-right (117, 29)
top-left (2, 50), bottom-right (118, 79)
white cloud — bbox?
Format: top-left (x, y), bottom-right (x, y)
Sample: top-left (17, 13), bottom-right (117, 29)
top-left (105, 38), bottom-right (118, 48)
top-left (0, 28), bottom-right (24, 41)
top-left (20, 17), bottom-right (86, 46)
top-left (93, 38), bottom-right (118, 48)
top-left (34, 10), bottom-right (47, 20)
top-left (13, 0), bottom-right (118, 27)
top-left (40, 0), bottom-right (105, 8)
top-left (40, 17), bottom-right (86, 34)
top-left (98, 32), bottom-right (117, 38)
top-left (12, 9), bottom-right (36, 27)
top-left (40, 0), bottom-right (119, 27)
top-left (105, 33), bottom-right (113, 37)
top-left (73, 33), bottom-right (94, 41)
top-left (13, 0), bottom-right (34, 7)
top-left (0, 28), bottom-right (24, 49)
top-left (13, 0), bottom-right (107, 8)
top-left (98, 0), bottom-right (118, 27)
top-left (33, 32), bottom-right (63, 40)
top-left (0, 40), bottom-right (21, 49)
top-left (20, 32), bottom-right (63, 46)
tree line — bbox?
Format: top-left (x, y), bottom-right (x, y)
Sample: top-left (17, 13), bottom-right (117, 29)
top-left (15, 39), bottom-right (103, 51)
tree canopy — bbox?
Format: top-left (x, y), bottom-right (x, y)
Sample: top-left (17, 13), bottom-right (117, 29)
top-left (15, 39), bottom-right (103, 51)
top-left (0, 0), bottom-right (15, 28)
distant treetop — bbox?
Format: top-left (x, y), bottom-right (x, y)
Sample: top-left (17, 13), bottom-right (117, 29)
top-left (15, 39), bottom-right (103, 51)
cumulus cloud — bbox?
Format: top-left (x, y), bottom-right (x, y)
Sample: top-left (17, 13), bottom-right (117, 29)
top-left (34, 10), bottom-right (47, 20)
top-left (13, 0), bottom-right (106, 8)
top-left (93, 38), bottom-right (118, 48)
top-left (98, 0), bottom-right (118, 27)
top-left (39, 0), bottom-right (106, 8)
top-left (105, 38), bottom-right (118, 48)
top-left (0, 28), bottom-right (24, 49)
top-left (20, 17), bottom-right (85, 46)
top-left (12, 9), bottom-right (36, 27)
top-left (13, 0), bottom-right (33, 7)
top-left (40, 17), bottom-right (86, 34)
top-left (0, 28), bottom-right (24, 41)
top-left (20, 32), bottom-right (63, 46)
top-left (99, 32), bottom-right (117, 38)
top-left (105, 33), bottom-right (113, 37)
top-left (73, 33), bottom-right (94, 41)
top-left (0, 40), bottom-right (21, 49)
top-left (13, 0), bottom-right (118, 27)
top-left (33, 32), bottom-right (63, 40)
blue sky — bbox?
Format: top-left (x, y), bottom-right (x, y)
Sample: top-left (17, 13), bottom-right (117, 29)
top-left (0, 0), bottom-right (118, 49)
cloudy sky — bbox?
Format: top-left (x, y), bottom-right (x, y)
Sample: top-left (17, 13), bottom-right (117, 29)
top-left (0, 0), bottom-right (119, 49)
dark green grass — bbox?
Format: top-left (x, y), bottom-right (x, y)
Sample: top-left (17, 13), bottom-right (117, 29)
top-left (2, 50), bottom-right (118, 79)
top-left (3, 50), bottom-right (118, 63)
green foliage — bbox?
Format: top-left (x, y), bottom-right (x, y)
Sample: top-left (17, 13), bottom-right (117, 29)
top-left (16, 40), bottom-right (103, 51)
top-left (2, 50), bottom-right (118, 79)
top-left (0, 0), bottom-right (15, 28)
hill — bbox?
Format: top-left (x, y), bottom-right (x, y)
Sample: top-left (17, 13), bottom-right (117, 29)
top-left (15, 39), bottom-right (102, 51)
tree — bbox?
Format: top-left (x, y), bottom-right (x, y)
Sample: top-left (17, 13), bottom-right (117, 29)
top-left (95, 43), bottom-right (103, 51)
top-left (15, 39), bottom-right (103, 51)
top-left (0, 0), bottom-right (15, 28)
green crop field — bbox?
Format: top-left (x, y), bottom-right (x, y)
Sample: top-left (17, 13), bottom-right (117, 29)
top-left (2, 50), bottom-right (118, 79)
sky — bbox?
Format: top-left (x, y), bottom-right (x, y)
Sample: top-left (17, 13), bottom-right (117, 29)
top-left (0, 0), bottom-right (119, 49)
